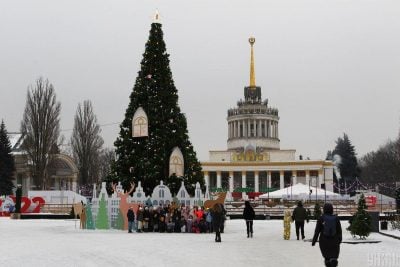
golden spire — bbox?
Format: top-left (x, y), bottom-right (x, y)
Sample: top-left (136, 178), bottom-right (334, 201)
top-left (249, 37), bottom-right (256, 87)
top-left (153, 9), bottom-right (161, 24)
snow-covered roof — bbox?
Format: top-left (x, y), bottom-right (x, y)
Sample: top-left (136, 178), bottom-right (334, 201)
top-left (7, 133), bottom-right (23, 150)
top-left (259, 183), bottom-right (339, 199)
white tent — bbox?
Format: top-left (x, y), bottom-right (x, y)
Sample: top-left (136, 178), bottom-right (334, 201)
top-left (259, 183), bottom-right (348, 201)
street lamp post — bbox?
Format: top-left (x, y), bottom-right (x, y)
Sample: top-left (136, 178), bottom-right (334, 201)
top-left (323, 167), bottom-right (327, 203)
top-left (291, 176), bottom-right (294, 201)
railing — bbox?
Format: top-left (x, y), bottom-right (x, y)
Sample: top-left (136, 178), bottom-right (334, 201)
top-left (40, 204), bottom-right (72, 214)
top-left (224, 200), bottom-right (395, 217)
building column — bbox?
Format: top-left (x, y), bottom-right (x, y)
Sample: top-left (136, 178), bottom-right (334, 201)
top-left (280, 170), bottom-right (284, 189)
top-left (204, 171), bottom-right (210, 189)
top-left (270, 121), bottom-right (272, 138)
top-left (306, 170), bottom-right (310, 187)
top-left (267, 171), bottom-right (271, 188)
top-left (255, 171), bottom-right (259, 192)
top-left (72, 180), bottom-right (77, 192)
top-left (318, 169), bottom-right (323, 189)
top-left (254, 118), bottom-right (256, 137)
top-left (247, 119), bottom-right (251, 138)
top-left (276, 121), bottom-right (279, 139)
top-left (229, 171), bottom-right (234, 192)
top-left (264, 120), bottom-right (267, 137)
top-left (242, 171), bottom-right (246, 199)
top-left (217, 171), bottom-right (222, 188)
top-left (292, 171), bottom-right (297, 185)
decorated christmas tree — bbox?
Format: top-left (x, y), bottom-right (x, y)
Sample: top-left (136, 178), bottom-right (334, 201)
top-left (85, 203), bottom-right (95, 230)
top-left (95, 193), bottom-right (109, 229)
top-left (347, 194), bottom-right (371, 239)
top-left (110, 13), bottom-right (204, 195)
top-left (0, 120), bottom-right (15, 196)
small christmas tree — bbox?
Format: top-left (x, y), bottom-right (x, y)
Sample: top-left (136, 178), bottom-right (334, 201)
top-left (85, 203), bottom-right (95, 230)
top-left (314, 202), bottom-right (322, 219)
top-left (115, 209), bottom-right (124, 230)
top-left (95, 193), bottom-right (109, 229)
top-left (347, 194), bottom-right (371, 239)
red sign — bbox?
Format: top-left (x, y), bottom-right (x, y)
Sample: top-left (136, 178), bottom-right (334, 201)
top-left (365, 195), bottom-right (377, 207)
top-left (0, 196), bottom-right (45, 216)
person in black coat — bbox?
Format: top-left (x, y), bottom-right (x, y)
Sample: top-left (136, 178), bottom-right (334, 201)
top-left (243, 201), bottom-right (255, 238)
top-left (312, 203), bottom-right (342, 267)
top-left (211, 203), bottom-right (224, 242)
top-left (292, 201), bottom-right (308, 240)
top-left (127, 207), bottom-right (135, 233)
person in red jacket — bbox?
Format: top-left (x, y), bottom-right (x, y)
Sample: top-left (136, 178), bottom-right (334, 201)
top-left (195, 207), bottom-right (204, 222)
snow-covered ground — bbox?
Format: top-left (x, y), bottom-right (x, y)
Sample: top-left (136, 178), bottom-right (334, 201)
top-left (1, 218), bottom-right (399, 267)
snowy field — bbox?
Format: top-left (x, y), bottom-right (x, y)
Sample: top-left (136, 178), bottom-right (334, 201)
top-left (1, 218), bottom-right (399, 267)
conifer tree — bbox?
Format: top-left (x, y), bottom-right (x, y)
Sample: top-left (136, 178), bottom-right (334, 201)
top-left (396, 187), bottom-right (400, 214)
top-left (85, 203), bottom-right (95, 230)
top-left (95, 193), bottom-right (109, 229)
top-left (0, 120), bottom-right (15, 195)
top-left (110, 17), bottom-right (204, 195)
top-left (333, 133), bottom-right (360, 183)
top-left (347, 194), bottom-right (371, 239)
top-left (314, 202), bottom-right (322, 220)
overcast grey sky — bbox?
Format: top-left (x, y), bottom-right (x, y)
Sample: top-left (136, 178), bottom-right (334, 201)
top-left (1, 0), bottom-right (399, 161)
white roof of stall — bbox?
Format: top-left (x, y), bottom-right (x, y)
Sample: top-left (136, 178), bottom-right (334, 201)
top-left (259, 183), bottom-right (344, 200)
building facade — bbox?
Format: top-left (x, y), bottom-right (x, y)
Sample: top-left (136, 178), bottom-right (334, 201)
top-left (201, 38), bottom-right (333, 195)
top-left (8, 133), bottom-right (78, 195)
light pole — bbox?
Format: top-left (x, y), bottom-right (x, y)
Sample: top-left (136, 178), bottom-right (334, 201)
top-left (291, 176), bottom-right (294, 201)
top-left (323, 167), bottom-right (326, 203)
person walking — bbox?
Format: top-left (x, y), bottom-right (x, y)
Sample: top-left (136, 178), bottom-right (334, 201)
top-left (127, 206), bottom-right (135, 233)
top-left (292, 201), bottom-right (308, 240)
top-left (211, 203), bottom-right (224, 242)
top-left (243, 201), bottom-right (255, 238)
top-left (312, 203), bottom-right (342, 267)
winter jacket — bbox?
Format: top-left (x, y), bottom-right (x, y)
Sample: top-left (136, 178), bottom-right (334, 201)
top-left (292, 206), bottom-right (308, 222)
top-left (312, 214), bottom-right (342, 259)
top-left (243, 204), bottom-right (255, 221)
top-left (127, 209), bottom-right (135, 222)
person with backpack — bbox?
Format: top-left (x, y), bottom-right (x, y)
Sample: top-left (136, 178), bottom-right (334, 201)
top-left (243, 201), bottom-right (255, 238)
top-left (312, 203), bottom-right (342, 267)
top-left (292, 201), bottom-right (308, 240)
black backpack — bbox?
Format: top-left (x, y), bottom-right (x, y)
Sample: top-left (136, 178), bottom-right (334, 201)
top-left (322, 215), bottom-right (337, 237)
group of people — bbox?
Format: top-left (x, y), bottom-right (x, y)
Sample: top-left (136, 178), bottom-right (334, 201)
top-left (126, 200), bottom-right (342, 266)
top-left (283, 201), bottom-right (342, 267)
top-left (126, 203), bottom-right (226, 236)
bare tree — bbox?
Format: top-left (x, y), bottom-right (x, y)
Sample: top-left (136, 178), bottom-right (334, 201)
top-left (98, 148), bottom-right (115, 183)
top-left (21, 77), bottom-right (61, 189)
top-left (71, 100), bottom-right (104, 186)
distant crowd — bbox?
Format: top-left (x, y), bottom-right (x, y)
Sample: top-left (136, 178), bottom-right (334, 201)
top-left (127, 204), bottom-right (226, 234)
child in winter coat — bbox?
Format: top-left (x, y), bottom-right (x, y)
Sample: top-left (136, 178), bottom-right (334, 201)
top-left (283, 209), bottom-right (293, 240)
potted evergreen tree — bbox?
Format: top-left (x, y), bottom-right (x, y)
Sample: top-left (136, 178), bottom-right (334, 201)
top-left (347, 194), bottom-right (372, 239)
